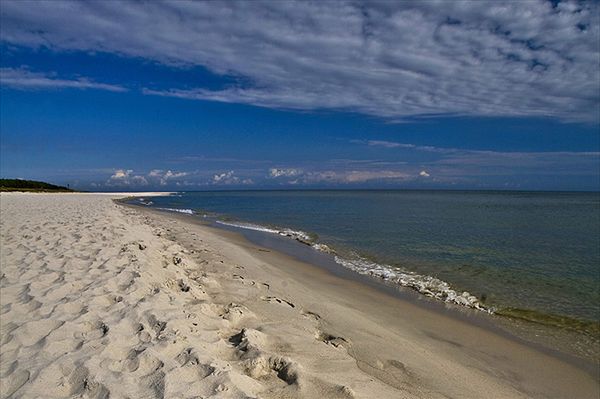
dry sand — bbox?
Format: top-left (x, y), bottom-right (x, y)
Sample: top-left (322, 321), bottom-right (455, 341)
top-left (0, 193), bottom-right (598, 398)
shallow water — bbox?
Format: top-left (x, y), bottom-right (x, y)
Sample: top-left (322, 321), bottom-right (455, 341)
top-left (139, 190), bottom-right (600, 337)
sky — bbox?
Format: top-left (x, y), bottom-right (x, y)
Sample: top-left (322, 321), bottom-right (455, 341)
top-left (0, 0), bottom-right (599, 191)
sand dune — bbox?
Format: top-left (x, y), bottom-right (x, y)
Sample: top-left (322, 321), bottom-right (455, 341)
top-left (1, 193), bottom-right (598, 398)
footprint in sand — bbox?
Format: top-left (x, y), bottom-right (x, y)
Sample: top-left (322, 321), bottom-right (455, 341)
top-left (74, 320), bottom-right (109, 341)
top-left (301, 310), bottom-right (321, 321)
top-left (260, 296), bottom-right (295, 308)
top-left (0, 369), bottom-right (30, 397)
top-left (174, 348), bottom-right (216, 380)
top-left (137, 314), bottom-right (167, 342)
top-left (123, 347), bottom-right (163, 375)
top-left (243, 354), bottom-right (299, 385)
top-left (31, 363), bottom-right (109, 399)
top-left (219, 302), bottom-right (256, 325)
top-left (315, 330), bottom-right (350, 349)
top-left (13, 319), bottom-right (64, 347)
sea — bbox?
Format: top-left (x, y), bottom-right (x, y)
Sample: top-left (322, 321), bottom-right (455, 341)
top-left (132, 190), bottom-right (600, 361)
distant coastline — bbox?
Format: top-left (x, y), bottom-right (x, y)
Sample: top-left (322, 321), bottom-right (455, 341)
top-left (0, 178), bottom-right (75, 192)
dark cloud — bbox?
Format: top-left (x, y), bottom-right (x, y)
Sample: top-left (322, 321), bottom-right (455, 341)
top-left (1, 0), bottom-right (598, 122)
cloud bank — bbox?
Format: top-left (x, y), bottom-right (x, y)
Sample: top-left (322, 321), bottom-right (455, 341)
top-left (1, 0), bottom-right (598, 122)
top-left (77, 143), bottom-right (600, 191)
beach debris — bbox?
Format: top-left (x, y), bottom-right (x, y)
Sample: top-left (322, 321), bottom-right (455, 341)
top-left (138, 243), bottom-right (146, 250)
top-left (172, 256), bottom-right (182, 265)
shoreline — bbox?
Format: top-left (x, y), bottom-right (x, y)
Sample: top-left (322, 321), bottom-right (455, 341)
top-left (2, 193), bottom-right (598, 398)
top-left (125, 195), bottom-right (600, 368)
top-left (221, 215), bottom-right (600, 373)
top-left (216, 216), bottom-right (600, 374)
top-left (126, 200), bottom-right (599, 395)
top-left (129, 203), bottom-right (599, 376)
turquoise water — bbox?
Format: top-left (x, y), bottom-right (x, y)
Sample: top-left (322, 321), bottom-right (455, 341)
top-left (139, 190), bottom-right (600, 333)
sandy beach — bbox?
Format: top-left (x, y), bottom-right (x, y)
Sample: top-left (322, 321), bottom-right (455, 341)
top-left (0, 193), bottom-right (598, 399)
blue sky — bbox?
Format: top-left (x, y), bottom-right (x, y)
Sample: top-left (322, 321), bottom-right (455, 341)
top-left (1, 1), bottom-right (599, 191)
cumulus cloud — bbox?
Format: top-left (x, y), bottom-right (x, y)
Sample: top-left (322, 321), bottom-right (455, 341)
top-left (268, 168), bottom-right (303, 178)
top-left (148, 169), bottom-right (188, 185)
top-left (0, 67), bottom-right (126, 92)
top-left (102, 168), bottom-right (253, 187)
top-left (164, 170), bottom-right (187, 179)
top-left (107, 169), bottom-right (148, 186)
top-left (86, 150), bottom-right (600, 189)
top-left (211, 172), bottom-right (253, 185)
top-left (213, 170), bottom-right (234, 183)
top-left (1, 1), bottom-right (598, 122)
top-left (109, 169), bottom-right (131, 181)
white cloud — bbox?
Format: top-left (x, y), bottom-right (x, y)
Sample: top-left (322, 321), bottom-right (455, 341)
top-left (1, 1), bottom-right (597, 121)
top-left (0, 67), bottom-right (126, 92)
top-left (164, 170), bottom-right (187, 179)
top-left (343, 170), bottom-right (411, 183)
top-left (366, 140), bottom-right (416, 149)
top-left (109, 169), bottom-right (132, 181)
top-left (107, 169), bottom-right (148, 186)
top-left (289, 169), bottom-right (412, 184)
top-left (147, 169), bottom-right (189, 185)
top-left (365, 140), bottom-right (451, 153)
top-left (103, 168), bottom-right (252, 187)
top-left (212, 170), bottom-right (238, 185)
top-left (268, 168), bottom-right (303, 178)
top-left (290, 151), bottom-right (600, 187)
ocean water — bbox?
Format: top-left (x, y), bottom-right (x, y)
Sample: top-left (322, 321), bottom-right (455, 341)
top-left (137, 190), bottom-right (600, 338)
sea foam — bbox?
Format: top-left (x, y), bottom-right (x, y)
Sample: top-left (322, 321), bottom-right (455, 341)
top-left (332, 256), bottom-right (490, 312)
top-left (157, 207), bottom-right (194, 215)
top-left (216, 219), bottom-right (490, 313)
top-left (137, 198), bottom-right (154, 206)
top-left (216, 220), bottom-right (313, 243)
